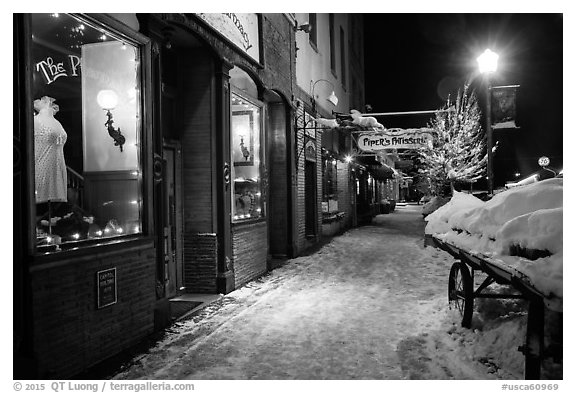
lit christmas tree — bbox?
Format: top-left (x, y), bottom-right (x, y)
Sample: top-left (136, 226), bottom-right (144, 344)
top-left (418, 84), bottom-right (487, 196)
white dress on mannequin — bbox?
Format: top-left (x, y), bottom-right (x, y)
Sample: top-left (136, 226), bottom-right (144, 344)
top-left (34, 97), bottom-right (68, 203)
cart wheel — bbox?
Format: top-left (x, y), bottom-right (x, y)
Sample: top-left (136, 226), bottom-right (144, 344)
top-left (448, 262), bottom-right (474, 328)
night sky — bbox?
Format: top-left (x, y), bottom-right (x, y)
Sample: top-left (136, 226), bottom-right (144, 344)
top-left (363, 13), bottom-right (563, 188)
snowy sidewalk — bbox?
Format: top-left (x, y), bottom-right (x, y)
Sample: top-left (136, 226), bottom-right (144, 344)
top-left (111, 205), bottom-right (528, 380)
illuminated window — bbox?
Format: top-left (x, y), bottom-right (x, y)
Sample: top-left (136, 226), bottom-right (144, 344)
top-left (322, 152), bottom-right (338, 214)
top-left (230, 89), bottom-right (264, 222)
top-left (31, 14), bottom-right (143, 251)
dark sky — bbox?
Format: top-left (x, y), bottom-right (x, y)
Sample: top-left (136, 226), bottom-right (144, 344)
top-left (364, 14), bottom-right (563, 187)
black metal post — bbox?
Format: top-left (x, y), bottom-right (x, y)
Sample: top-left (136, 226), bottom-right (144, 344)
top-left (523, 298), bottom-right (544, 379)
top-left (486, 76), bottom-right (494, 195)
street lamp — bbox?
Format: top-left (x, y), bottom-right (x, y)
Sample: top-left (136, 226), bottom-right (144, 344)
top-left (310, 79), bottom-right (339, 112)
top-left (477, 49), bottom-right (499, 194)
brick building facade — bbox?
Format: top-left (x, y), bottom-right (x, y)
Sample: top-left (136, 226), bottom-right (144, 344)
top-left (14, 13), bottom-right (368, 378)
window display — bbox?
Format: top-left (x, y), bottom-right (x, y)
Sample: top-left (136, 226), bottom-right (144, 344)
top-left (34, 96), bottom-right (68, 204)
top-left (231, 92), bottom-right (263, 222)
top-left (322, 152), bottom-right (339, 215)
top-left (31, 13), bottom-right (143, 251)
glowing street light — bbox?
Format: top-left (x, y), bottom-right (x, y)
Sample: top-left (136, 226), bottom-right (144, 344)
top-left (477, 49), bottom-right (499, 74)
top-left (477, 48), bottom-right (499, 195)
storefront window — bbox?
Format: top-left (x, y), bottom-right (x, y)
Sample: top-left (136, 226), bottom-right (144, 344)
top-left (31, 13), bottom-right (143, 251)
top-left (231, 92), bottom-right (263, 222)
top-left (322, 152), bottom-right (339, 214)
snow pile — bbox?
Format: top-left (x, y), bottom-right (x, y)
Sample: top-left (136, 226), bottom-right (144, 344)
top-left (422, 195), bottom-right (450, 216)
top-left (425, 178), bottom-right (563, 299)
top-left (424, 191), bottom-right (485, 235)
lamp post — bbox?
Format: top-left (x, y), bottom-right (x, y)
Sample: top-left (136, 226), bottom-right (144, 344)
top-left (477, 49), bottom-right (499, 195)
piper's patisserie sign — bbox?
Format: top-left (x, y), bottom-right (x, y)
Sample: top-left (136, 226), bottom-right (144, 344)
top-left (196, 13), bottom-right (260, 62)
top-left (358, 129), bottom-right (434, 151)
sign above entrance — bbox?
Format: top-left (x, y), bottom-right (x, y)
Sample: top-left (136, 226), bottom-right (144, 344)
top-left (357, 129), bottom-right (433, 151)
top-left (196, 13), bottom-right (260, 63)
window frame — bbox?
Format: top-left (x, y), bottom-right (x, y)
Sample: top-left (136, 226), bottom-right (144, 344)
top-left (308, 13), bottom-right (318, 49)
top-left (229, 86), bottom-right (266, 225)
top-left (22, 13), bottom-right (154, 258)
top-left (329, 14), bottom-right (336, 75)
top-left (340, 26), bottom-right (347, 89)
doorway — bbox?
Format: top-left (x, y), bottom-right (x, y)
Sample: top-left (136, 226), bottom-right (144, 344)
top-left (162, 142), bottom-right (184, 297)
top-left (305, 159), bottom-right (317, 237)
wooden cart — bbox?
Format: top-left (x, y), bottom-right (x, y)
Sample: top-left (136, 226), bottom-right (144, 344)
top-left (428, 235), bottom-right (562, 380)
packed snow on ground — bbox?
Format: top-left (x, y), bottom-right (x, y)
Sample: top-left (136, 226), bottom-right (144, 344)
top-left (110, 205), bottom-right (561, 381)
top-left (425, 178), bottom-right (563, 300)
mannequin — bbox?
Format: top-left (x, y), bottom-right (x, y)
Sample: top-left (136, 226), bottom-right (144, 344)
top-left (34, 96), bottom-right (68, 204)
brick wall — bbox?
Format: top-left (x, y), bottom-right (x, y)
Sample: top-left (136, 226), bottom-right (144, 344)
top-left (183, 233), bottom-right (218, 293)
top-left (258, 14), bottom-right (293, 97)
top-left (294, 104), bottom-right (306, 254)
top-left (178, 49), bottom-right (220, 293)
top-left (179, 49), bottom-right (215, 234)
top-left (29, 243), bottom-right (156, 378)
top-left (294, 103), bottom-right (324, 255)
top-left (316, 131), bottom-right (323, 237)
top-left (267, 102), bottom-right (290, 257)
top-left (232, 221), bottom-right (268, 288)
top-left (337, 162), bottom-right (354, 229)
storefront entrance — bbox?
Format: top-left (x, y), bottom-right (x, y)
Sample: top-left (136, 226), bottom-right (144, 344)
top-left (162, 142), bottom-right (183, 297)
top-left (305, 160), bottom-right (317, 237)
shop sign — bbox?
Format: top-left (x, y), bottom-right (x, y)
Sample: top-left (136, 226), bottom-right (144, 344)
top-left (35, 55), bottom-right (82, 85)
top-left (97, 267), bottom-right (117, 309)
top-left (358, 129), bottom-right (433, 151)
top-left (196, 13), bottom-right (260, 62)
top-left (491, 85), bottom-right (519, 130)
top-left (304, 137), bottom-right (317, 161)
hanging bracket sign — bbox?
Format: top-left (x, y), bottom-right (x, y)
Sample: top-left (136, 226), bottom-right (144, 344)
top-left (357, 128), bottom-right (433, 151)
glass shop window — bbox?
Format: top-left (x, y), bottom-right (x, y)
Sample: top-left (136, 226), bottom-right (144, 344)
top-left (31, 13), bottom-right (143, 251)
top-left (322, 152), bottom-right (339, 214)
top-left (231, 92), bottom-right (263, 222)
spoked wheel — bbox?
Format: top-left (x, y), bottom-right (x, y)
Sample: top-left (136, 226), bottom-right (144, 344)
top-left (448, 262), bottom-right (474, 328)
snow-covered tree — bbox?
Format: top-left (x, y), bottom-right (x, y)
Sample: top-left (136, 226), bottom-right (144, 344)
top-left (418, 84), bottom-right (487, 196)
